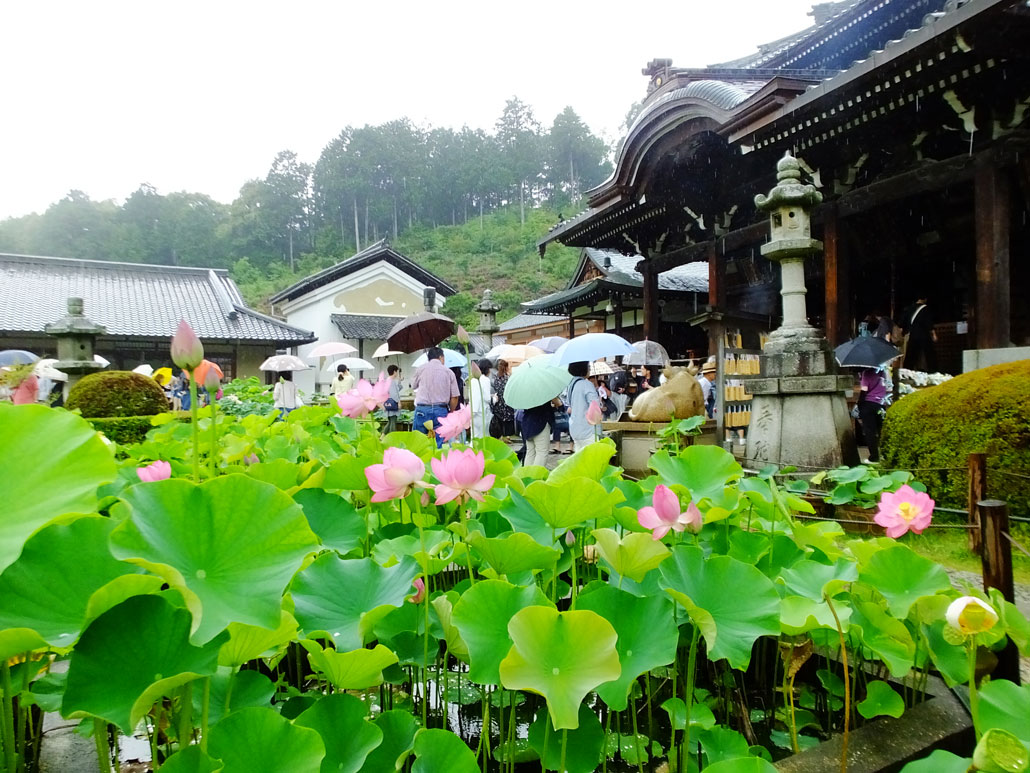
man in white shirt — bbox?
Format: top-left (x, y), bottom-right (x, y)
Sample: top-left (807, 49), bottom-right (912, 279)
top-left (470, 358), bottom-right (494, 439)
top-left (697, 361), bottom-right (717, 418)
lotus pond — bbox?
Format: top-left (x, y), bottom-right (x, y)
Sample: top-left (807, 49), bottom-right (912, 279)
top-left (1, 393), bottom-right (1029, 773)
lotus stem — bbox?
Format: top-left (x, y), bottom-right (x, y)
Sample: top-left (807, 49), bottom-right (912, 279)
top-left (682, 625), bottom-right (700, 773)
top-left (200, 677), bottom-right (210, 753)
top-left (569, 534), bottom-right (579, 610)
top-left (93, 719), bottom-right (111, 773)
top-left (188, 374), bottom-right (200, 482)
top-left (646, 673), bottom-right (655, 773)
top-left (1, 660), bottom-right (17, 773)
top-left (147, 708), bottom-right (160, 771)
top-left (207, 391), bottom-right (218, 479)
top-left (967, 642), bottom-right (981, 740)
top-left (559, 729), bottom-right (568, 773)
top-left (786, 669), bottom-right (800, 754)
top-left (177, 683), bottom-right (193, 753)
top-left (603, 708), bottom-right (612, 773)
top-left (415, 509), bottom-right (429, 728)
top-left (457, 501), bottom-right (476, 585)
top-left (481, 691), bottom-right (490, 773)
top-left (630, 695), bottom-right (645, 773)
top-left (824, 594), bottom-right (849, 773)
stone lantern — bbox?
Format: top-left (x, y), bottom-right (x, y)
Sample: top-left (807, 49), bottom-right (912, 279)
top-left (45, 297), bottom-right (106, 396)
top-left (475, 289), bottom-right (501, 347)
top-left (423, 287), bottom-right (437, 313)
top-left (745, 153), bottom-right (859, 468)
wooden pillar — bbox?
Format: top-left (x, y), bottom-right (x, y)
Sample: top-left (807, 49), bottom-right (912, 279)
top-left (615, 298), bottom-right (623, 335)
top-left (968, 452), bottom-right (986, 554)
top-left (974, 161), bottom-right (1011, 349)
top-left (979, 499), bottom-right (1021, 684)
top-left (568, 313), bottom-right (575, 338)
top-left (707, 242), bottom-right (726, 309)
top-left (642, 263), bottom-right (659, 339)
top-left (823, 205), bottom-right (849, 345)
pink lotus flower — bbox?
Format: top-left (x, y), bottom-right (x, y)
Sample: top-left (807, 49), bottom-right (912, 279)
top-left (137, 460), bottom-right (172, 482)
top-left (337, 374), bottom-right (392, 418)
top-left (436, 403), bottom-right (472, 443)
top-left (431, 448), bottom-right (496, 505)
top-left (874, 484), bottom-right (934, 538)
top-left (171, 319), bottom-right (204, 370)
top-left (470, 360), bottom-right (482, 378)
top-left (638, 484), bottom-right (703, 540)
top-left (12, 374), bottom-right (39, 405)
top-left (586, 400), bottom-right (603, 426)
top-left (243, 454), bottom-right (259, 465)
top-left (365, 447), bottom-right (426, 502)
top-left (408, 577), bottom-right (426, 605)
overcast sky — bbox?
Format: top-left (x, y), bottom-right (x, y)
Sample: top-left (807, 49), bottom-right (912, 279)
top-left (1, 0), bottom-right (821, 220)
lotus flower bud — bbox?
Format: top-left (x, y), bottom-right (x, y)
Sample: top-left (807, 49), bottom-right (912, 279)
top-left (171, 319), bottom-right (204, 370)
top-left (408, 577), bottom-right (426, 605)
top-left (565, 530), bottom-right (576, 546)
top-left (586, 400), bottom-right (603, 426)
top-left (456, 325), bottom-right (470, 345)
top-left (470, 360), bottom-right (482, 378)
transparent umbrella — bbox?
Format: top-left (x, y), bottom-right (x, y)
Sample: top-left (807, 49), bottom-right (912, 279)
top-left (624, 340), bottom-right (671, 367)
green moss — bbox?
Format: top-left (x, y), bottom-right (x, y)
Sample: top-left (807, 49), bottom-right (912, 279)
top-left (86, 415), bottom-right (155, 445)
top-left (66, 371), bottom-right (169, 418)
top-left (880, 360), bottom-right (1030, 514)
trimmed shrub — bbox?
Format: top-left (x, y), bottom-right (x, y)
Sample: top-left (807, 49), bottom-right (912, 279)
top-left (86, 416), bottom-right (154, 445)
top-left (880, 359), bottom-right (1030, 514)
top-left (66, 371), bottom-right (169, 418)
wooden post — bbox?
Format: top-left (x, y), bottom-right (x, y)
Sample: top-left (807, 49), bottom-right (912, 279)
top-left (568, 313), bottom-right (575, 338)
top-left (967, 453), bottom-right (986, 554)
top-left (642, 263), bottom-right (659, 339)
top-left (823, 205), bottom-right (848, 345)
top-left (979, 499), bottom-right (1021, 684)
top-left (974, 161), bottom-right (1011, 349)
top-left (708, 242), bottom-right (726, 310)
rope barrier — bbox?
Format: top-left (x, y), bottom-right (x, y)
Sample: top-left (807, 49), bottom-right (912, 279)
top-left (1003, 532), bottom-right (1030, 561)
top-left (1009, 515), bottom-right (1030, 524)
top-left (992, 469), bottom-right (1030, 481)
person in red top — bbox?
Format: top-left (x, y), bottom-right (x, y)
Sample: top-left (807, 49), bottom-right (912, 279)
top-left (413, 346), bottom-right (459, 447)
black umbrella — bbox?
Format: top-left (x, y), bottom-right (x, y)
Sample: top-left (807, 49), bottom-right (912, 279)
top-left (386, 312), bottom-right (456, 353)
top-left (834, 337), bottom-right (901, 369)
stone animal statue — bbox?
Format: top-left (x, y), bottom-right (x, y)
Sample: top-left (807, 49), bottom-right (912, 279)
top-left (628, 365), bottom-right (705, 422)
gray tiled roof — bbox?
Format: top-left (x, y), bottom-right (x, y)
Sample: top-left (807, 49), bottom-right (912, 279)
top-left (0, 253), bottom-right (314, 343)
top-left (499, 313), bottom-right (563, 331)
top-left (583, 249), bottom-right (708, 292)
top-left (330, 313), bottom-right (404, 340)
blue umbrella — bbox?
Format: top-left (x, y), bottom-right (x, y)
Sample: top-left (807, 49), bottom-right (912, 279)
top-left (0, 350), bottom-right (39, 367)
top-left (529, 335), bottom-right (568, 354)
top-left (412, 349), bottom-right (468, 368)
top-left (552, 333), bottom-right (635, 366)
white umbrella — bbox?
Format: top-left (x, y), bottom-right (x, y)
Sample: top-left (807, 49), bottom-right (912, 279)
top-left (412, 349), bottom-right (467, 368)
top-left (552, 333), bottom-right (635, 366)
top-left (372, 342), bottom-right (405, 358)
top-left (132, 364), bottom-right (154, 377)
top-left (259, 354), bottom-right (310, 372)
top-left (323, 357), bottom-right (374, 375)
top-left (34, 358), bottom-right (68, 381)
top-left (306, 341), bottom-right (358, 360)
top-left (94, 354), bottom-right (110, 367)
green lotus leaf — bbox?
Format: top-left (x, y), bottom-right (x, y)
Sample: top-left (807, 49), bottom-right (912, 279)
top-left (323, 455), bottom-right (373, 491)
top-left (468, 532), bottom-right (560, 577)
top-left (661, 697), bottom-right (716, 730)
top-left (648, 446), bottom-right (742, 503)
top-left (111, 476), bottom-right (318, 643)
top-left (590, 528), bottom-right (670, 583)
top-left (978, 680), bottom-right (1030, 745)
top-left (0, 404), bottom-right (117, 574)
top-left (700, 725), bottom-right (752, 764)
top-left (301, 641), bottom-right (398, 690)
top-left (374, 531), bottom-right (467, 575)
top-left (291, 554), bottom-right (419, 651)
top-left (702, 757), bottom-right (780, 773)
top-left (373, 601), bottom-right (440, 668)
top-left (777, 559), bottom-right (858, 601)
top-left (383, 430), bottom-right (436, 461)
top-left (779, 596), bottom-right (851, 636)
top-left (523, 478), bottom-right (614, 530)
top-left (358, 710), bottom-right (418, 773)
top-left (409, 728), bottom-right (478, 773)
top-left (850, 600), bottom-right (916, 677)
top-left (246, 458), bottom-right (302, 489)
top-left (548, 440), bottom-right (616, 485)
top-left (208, 707), bottom-right (325, 773)
top-left (898, 750), bottom-right (973, 773)
top-left (450, 579), bottom-right (552, 685)
top-left (659, 546), bottom-right (780, 670)
top-left (63, 595), bottom-right (226, 734)
top-left (528, 704), bottom-right (604, 773)
top-left (293, 489), bottom-right (367, 555)
top-left (0, 629), bottom-right (46, 666)
top-left (499, 606), bottom-right (620, 730)
top-left (295, 694), bottom-right (384, 773)
top-left (194, 668), bottom-right (275, 725)
top-left (493, 737), bottom-right (538, 765)
top-left (159, 745), bottom-right (224, 773)
top-left (988, 588), bottom-right (1030, 655)
top-left (0, 516), bottom-right (159, 656)
top-left (788, 520), bottom-right (846, 560)
top-left (431, 591), bottom-right (469, 660)
top-left (857, 545), bottom-right (951, 619)
top-left (498, 488), bottom-right (554, 547)
top-left (577, 583), bottom-right (678, 710)
top-left (857, 680), bottom-right (904, 719)
top-left (219, 610), bottom-right (298, 668)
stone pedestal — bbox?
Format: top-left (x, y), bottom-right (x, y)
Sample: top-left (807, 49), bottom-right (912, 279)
top-left (44, 298), bottom-right (106, 399)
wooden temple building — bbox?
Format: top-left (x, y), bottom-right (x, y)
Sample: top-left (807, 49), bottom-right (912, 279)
top-left (539, 0), bottom-right (1030, 375)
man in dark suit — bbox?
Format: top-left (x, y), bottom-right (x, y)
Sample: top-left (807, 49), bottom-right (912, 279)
top-left (901, 297), bottom-right (937, 372)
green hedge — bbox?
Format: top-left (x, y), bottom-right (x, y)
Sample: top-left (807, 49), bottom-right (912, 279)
top-left (880, 359), bottom-right (1030, 514)
top-left (86, 415), bottom-right (155, 445)
top-left (66, 371), bottom-right (169, 418)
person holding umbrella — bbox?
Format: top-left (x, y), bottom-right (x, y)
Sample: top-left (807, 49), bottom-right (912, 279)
top-left (332, 364), bottom-right (355, 396)
top-left (273, 371), bottom-right (300, 418)
top-left (412, 346), bottom-right (459, 447)
top-left (857, 366), bottom-right (888, 464)
top-left (566, 361), bottom-right (601, 452)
